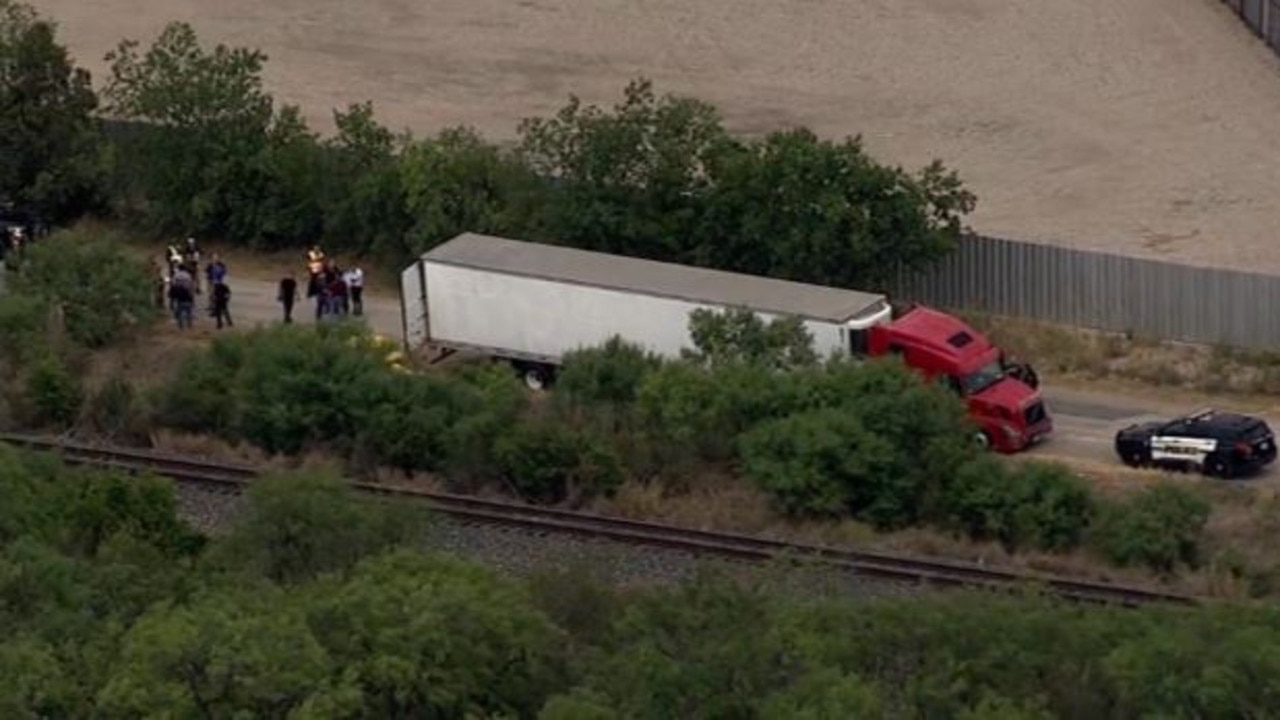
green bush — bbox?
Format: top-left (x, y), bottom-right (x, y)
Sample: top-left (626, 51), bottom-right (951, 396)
top-left (942, 458), bottom-right (1093, 552)
top-left (21, 354), bottom-right (84, 429)
top-left (737, 408), bottom-right (898, 522)
top-left (684, 308), bottom-right (818, 370)
top-left (1092, 484), bottom-right (1211, 572)
top-left (494, 421), bottom-right (624, 504)
top-left (0, 294), bottom-right (51, 367)
top-left (635, 361), bottom-right (789, 463)
top-left (152, 340), bottom-right (244, 437)
top-left (13, 229), bottom-right (157, 348)
top-left (354, 370), bottom-right (503, 474)
top-left (556, 337), bottom-right (661, 410)
top-left (206, 472), bottom-right (424, 584)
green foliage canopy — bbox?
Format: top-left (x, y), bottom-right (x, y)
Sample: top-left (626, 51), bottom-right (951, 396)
top-left (0, 0), bottom-right (104, 220)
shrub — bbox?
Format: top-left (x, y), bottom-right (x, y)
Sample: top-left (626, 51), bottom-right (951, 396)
top-left (82, 375), bottom-right (150, 443)
top-left (207, 471), bottom-right (425, 584)
top-left (941, 458), bottom-right (1093, 552)
top-left (494, 421), bottom-right (624, 504)
top-left (556, 337), bottom-right (661, 410)
top-left (0, 294), bottom-right (51, 367)
top-left (635, 361), bottom-right (789, 463)
top-left (153, 341), bottom-right (244, 437)
top-left (785, 358), bottom-right (976, 475)
top-left (737, 408), bottom-right (899, 522)
top-left (354, 371), bottom-right (488, 474)
top-left (21, 354), bottom-right (84, 429)
top-left (13, 229), bottom-right (157, 348)
top-left (438, 362), bottom-right (529, 485)
top-left (1092, 484), bottom-right (1211, 572)
top-left (1003, 462), bottom-right (1094, 551)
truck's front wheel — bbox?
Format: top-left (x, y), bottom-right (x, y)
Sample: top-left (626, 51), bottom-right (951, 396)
top-left (974, 430), bottom-right (992, 451)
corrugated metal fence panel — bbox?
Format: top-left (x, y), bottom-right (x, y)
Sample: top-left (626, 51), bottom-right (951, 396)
top-left (890, 235), bottom-right (1280, 351)
top-left (1244, 0), bottom-right (1266, 33)
top-left (1269, 0), bottom-right (1280, 48)
top-left (1226, 0), bottom-right (1244, 14)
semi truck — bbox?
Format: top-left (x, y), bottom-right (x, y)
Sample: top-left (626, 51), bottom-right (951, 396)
top-left (400, 233), bottom-right (1052, 452)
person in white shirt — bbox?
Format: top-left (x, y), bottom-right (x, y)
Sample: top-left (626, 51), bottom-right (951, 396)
top-left (344, 266), bottom-right (365, 316)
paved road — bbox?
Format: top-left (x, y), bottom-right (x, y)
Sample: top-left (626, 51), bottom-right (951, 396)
top-left (201, 275), bottom-right (1272, 477)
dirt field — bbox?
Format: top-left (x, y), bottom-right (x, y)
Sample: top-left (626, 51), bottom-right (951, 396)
top-left (30, 0), bottom-right (1280, 273)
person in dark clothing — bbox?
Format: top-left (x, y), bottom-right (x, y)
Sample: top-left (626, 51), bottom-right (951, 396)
top-left (168, 271), bottom-right (195, 329)
top-left (329, 273), bottom-right (349, 317)
top-left (211, 282), bottom-right (233, 329)
top-left (278, 273), bottom-right (298, 324)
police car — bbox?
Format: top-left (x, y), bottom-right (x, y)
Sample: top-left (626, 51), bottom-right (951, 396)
top-left (1114, 409), bottom-right (1277, 478)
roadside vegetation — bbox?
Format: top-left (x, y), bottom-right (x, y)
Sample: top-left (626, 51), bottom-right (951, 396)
top-left (10, 5), bottom-right (1280, 699)
top-left (0, 211), bottom-right (1269, 597)
top-left (969, 312), bottom-right (1280, 398)
top-left (5, 445), bottom-right (1280, 718)
top-left (4, 0), bottom-right (1279, 596)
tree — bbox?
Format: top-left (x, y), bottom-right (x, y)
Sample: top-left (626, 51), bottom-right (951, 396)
top-left (302, 551), bottom-right (568, 718)
top-left (322, 102), bottom-right (412, 257)
top-left (685, 307), bottom-right (818, 369)
top-left (581, 577), bottom-right (791, 718)
top-left (0, 635), bottom-right (79, 719)
top-left (698, 128), bottom-right (975, 289)
top-left (761, 669), bottom-right (884, 719)
top-left (0, 0), bottom-right (105, 220)
top-left (104, 22), bottom-right (321, 245)
top-left (518, 78), bottom-right (730, 260)
top-left (397, 126), bottom-right (537, 261)
top-left (96, 588), bottom-right (329, 718)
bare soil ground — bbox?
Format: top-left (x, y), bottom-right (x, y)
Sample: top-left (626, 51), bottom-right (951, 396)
top-left (33, 0), bottom-right (1280, 273)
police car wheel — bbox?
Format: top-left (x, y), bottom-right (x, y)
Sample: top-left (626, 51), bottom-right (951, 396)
top-left (1121, 451), bottom-right (1146, 468)
top-left (1205, 458), bottom-right (1233, 479)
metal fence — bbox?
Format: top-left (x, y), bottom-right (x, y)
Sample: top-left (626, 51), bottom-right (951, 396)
top-left (890, 235), bottom-right (1280, 350)
top-left (1222, 0), bottom-right (1280, 56)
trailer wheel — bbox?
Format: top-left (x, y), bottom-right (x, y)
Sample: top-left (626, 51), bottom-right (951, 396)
top-left (514, 362), bottom-right (554, 392)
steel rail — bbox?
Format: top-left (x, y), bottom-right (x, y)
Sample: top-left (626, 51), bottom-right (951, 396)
top-left (0, 433), bottom-right (1198, 607)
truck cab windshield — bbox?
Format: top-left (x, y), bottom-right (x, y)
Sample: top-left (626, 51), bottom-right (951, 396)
top-left (960, 361), bottom-right (1005, 395)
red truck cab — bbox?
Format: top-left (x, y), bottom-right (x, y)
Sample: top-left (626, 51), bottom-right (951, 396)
top-left (865, 306), bottom-right (1052, 453)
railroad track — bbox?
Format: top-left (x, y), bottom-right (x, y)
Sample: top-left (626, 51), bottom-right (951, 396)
top-left (0, 433), bottom-right (1198, 608)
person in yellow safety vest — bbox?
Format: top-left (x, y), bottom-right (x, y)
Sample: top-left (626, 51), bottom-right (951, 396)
top-left (305, 245), bottom-right (326, 297)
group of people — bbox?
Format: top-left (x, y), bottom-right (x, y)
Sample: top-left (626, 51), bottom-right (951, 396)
top-left (156, 238), bottom-right (233, 330)
top-left (154, 240), bottom-right (366, 330)
top-left (283, 244), bottom-right (364, 323)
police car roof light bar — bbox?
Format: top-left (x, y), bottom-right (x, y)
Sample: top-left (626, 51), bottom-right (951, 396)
top-left (1186, 408), bottom-right (1216, 422)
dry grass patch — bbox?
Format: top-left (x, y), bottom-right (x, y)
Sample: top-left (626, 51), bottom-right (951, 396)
top-left (588, 470), bottom-right (1204, 595)
top-left (965, 311), bottom-right (1280, 398)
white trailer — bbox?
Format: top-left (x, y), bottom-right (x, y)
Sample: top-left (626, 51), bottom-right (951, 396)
top-left (400, 233), bottom-right (893, 388)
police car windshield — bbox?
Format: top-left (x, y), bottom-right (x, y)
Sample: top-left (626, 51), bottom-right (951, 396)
top-left (960, 361), bottom-right (1005, 395)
